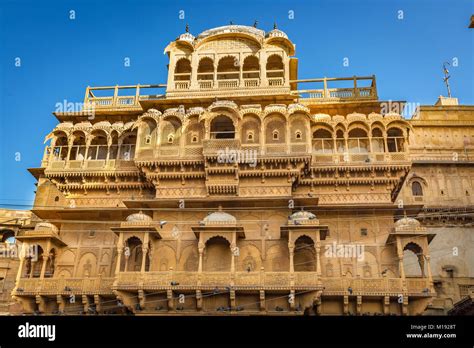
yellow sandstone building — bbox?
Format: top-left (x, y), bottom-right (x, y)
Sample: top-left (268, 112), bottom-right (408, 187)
top-left (9, 24), bottom-right (474, 315)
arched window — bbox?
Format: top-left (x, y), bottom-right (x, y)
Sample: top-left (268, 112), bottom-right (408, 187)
top-left (387, 128), bottom-right (404, 152)
top-left (312, 129), bottom-right (333, 154)
top-left (371, 128), bottom-right (385, 152)
top-left (145, 135), bottom-right (152, 145)
top-left (412, 181), bottom-right (423, 196)
top-left (348, 128), bottom-right (369, 153)
top-left (295, 131), bottom-right (302, 140)
top-left (247, 131), bottom-right (254, 142)
top-left (272, 130), bottom-right (279, 140)
top-left (210, 115), bottom-right (235, 139)
top-left (89, 130), bottom-right (108, 160)
top-left (174, 58), bottom-right (191, 81)
top-left (69, 132), bottom-right (87, 161)
top-left (167, 134), bottom-right (174, 144)
top-left (217, 56), bottom-right (239, 80)
top-left (119, 133), bottom-right (137, 160)
top-left (197, 57), bottom-right (214, 81)
top-left (51, 133), bottom-right (68, 161)
top-left (335, 129), bottom-right (345, 154)
top-left (266, 55), bottom-right (284, 79)
top-left (243, 56), bottom-right (260, 81)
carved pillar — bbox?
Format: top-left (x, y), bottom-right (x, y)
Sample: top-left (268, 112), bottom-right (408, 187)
top-left (289, 245), bottom-right (295, 273)
top-left (343, 295), bottom-right (349, 315)
top-left (94, 294), bottom-right (102, 313)
top-left (383, 296), bottom-right (390, 315)
top-left (259, 290), bottom-right (265, 312)
top-left (40, 241), bottom-right (52, 279)
top-left (83, 137), bottom-right (92, 167)
top-left (66, 139), bottom-right (73, 164)
top-left (344, 134), bottom-right (349, 162)
top-left (260, 51), bottom-right (268, 87)
top-left (57, 295), bottom-right (66, 313)
top-left (105, 143), bottom-right (111, 164)
top-left (39, 255), bottom-right (49, 279)
top-left (167, 289), bottom-right (174, 311)
top-left (230, 232), bottom-right (237, 273)
top-left (196, 290), bottom-right (202, 311)
top-left (425, 254), bottom-right (433, 289)
top-left (115, 234), bottom-right (124, 275)
top-left (239, 53), bottom-right (243, 87)
top-left (29, 259), bottom-right (35, 278)
top-left (140, 232), bottom-right (149, 273)
top-left (396, 237), bottom-right (405, 279)
top-left (315, 234), bottom-right (322, 276)
top-left (16, 253), bottom-right (26, 284)
top-left (418, 254), bottom-right (425, 278)
top-left (356, 295), bottom-right (362, 315)
top-left (198, 242), bottom-right (204, 273)
top-left (116, 139), bottom-right (123, 160)
top-left (190, 53), bottom-right (198, 89)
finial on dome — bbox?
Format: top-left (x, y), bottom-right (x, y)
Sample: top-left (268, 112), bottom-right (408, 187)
top-left (253, 20), bottom-right (258, 28)
top-left (274, 22), bottom-right (277, 29)
top-left (218, 205), bottom-right (223, 212)
top-left (185, 23), bottom-right (189, 33)
top-left (229, 20), bottom-right (233, 25)
top-left (403, 210), bottom-right (407, 218)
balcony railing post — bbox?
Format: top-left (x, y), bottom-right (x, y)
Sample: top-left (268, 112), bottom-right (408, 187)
top-left (113, 85), bottom-right (119, 107)
top-left (353, 76), bottom-right (358, 97)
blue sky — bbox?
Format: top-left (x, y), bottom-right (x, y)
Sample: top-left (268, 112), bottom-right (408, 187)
top-left (0, 0), bottom-right (473, 207)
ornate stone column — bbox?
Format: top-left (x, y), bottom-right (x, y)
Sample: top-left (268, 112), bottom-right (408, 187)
top-left (115, 234), bottom-right (124, 275)
top-left (230, 232), bottom-right (237, 273)
top-left (198, 242), bottom-right (204, 273)
top-left (16, 252), bottom-right (26, 284)
top-left (140, 232), bottom-right (149, 273)
top-left (396, 237), bottom-right (405, 279)
top-left (260, 52), bottom-right (268, 87)
top-left (39, 255), bottom-right (49, 279)
top-left (425, 254), bottom-right (434, 291)
top-left (315, 241), bottom-right (322, 276)
top-left (289, 244), bottom-right (295, 273)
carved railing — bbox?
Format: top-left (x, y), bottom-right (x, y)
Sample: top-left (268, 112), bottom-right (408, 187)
top-left (321, 277), bottom-right (431, 295)
top-left (291, 76), bottom-right (378, 103)
top-left (15, 277), bottom-right (114, 294)
top-left (203, 139), bottom-right (241, 156)
top-left (16, 274), bottom-right (431, 296)
top-left (311, 152), bottom-right (408, 165)
top-left (44, 145), bottom-right (136, 170)
top-left (84, 84), bottom-right (166, 110)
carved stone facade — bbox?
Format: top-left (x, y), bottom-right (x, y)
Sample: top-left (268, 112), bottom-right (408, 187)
top-left (10, 25), bottom-right (474, 315)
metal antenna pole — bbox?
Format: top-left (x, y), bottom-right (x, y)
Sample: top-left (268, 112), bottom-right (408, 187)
top-left (443, 62), bottom-right (452, 98)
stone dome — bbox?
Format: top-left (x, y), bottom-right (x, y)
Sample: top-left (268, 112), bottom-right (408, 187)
top-left (126, 211), bottom-right (152, 222)
top-left (289, 210), bottom-right (317, 222)
top-left (202, 210), bottom-right (237, 225)
top-left (197, 25), bottom-right (265, 40)
top-left (394, 217), bottom-right (421, 229)
top-left (178, 32), bottom-right (195, 43)
top-left (35, 222), bottom-right (59, 233)
top-left (265, 24), bottom-right (288, 39)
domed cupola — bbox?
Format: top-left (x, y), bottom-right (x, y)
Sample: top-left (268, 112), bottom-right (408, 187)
top-left (201, 206), bottom-right (237, 226)
top-left (34, 222), bottom-right (59, 234)
top-left (265, 23), bottom-right (288, 39)
top-left (177, 24), bottom-right (195, 44)
top-left (126, 211), bottom-right (153, 223)
top-left (394, 216), bottom-right (422, 231)
top-left (288, 209), bottom-right (319, 225)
